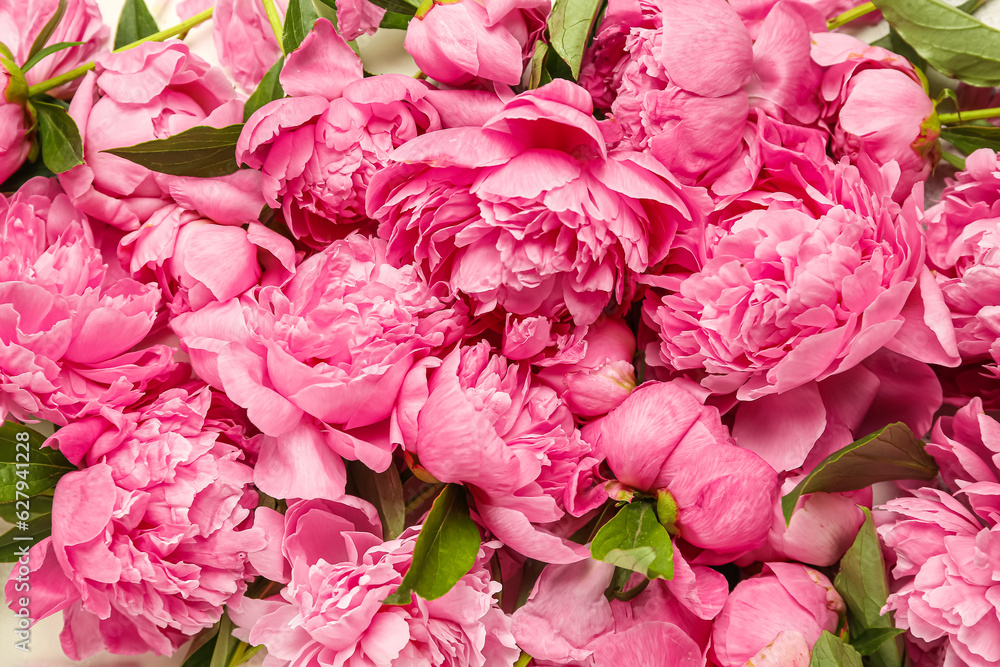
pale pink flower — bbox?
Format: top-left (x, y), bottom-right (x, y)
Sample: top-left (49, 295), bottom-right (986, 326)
top-left (4, 384), bottom-right (265, 659)
top-left (368, 79), bottom-right (710, 326)
top-left (231, 497), bottom-right (520, 667)
top-left (0, 177), bottom-right (175, 425)
top-left (394, 341), bottom-right (603, 563)
top-left (172, 234), bottom-right (466, 500)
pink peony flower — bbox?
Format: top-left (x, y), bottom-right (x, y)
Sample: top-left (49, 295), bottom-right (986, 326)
top-left (813, 32), bottom-right (938, 201)
top-left (119, 204), bottom-right (297, 316)
top-left (511, 558), bottom-right (722, 666)
top-left (927, 397), bottom-right (1000, 523)
top-left (0, 177), bottom-right (176, 425)
top-left (711, 562), bottom-right (845, 666)
top-left (238, 19), bottom-right (443, 247)
top-left (879, 487), bottom-right (1000, 667)
top-left (172, 233), bottom-right (466, 500)
top-left (404, 0), bottom-right (549, 87)
top-left (4, 384), bottom-right (266, 659)
top-left (337, 0), bottom-right (387, 40)
top-left (581, 380), bottom-right (778, 553)
top-left (368, 79), bottom-right (710, 326)
top-left (0, 61), bottom-right (29, 184)
top-left (231, 497), bottom-right (520, 667)
top-left (535, 315), bottom-right (636, 418)
top-left (59, 41), bottom-right (244, 231)
top-left (394, 341), bottom-right (604, 563)
top-left (643, 157), bottom-right (954, 402)
top-left (0, 0), bottom-right (109, 98)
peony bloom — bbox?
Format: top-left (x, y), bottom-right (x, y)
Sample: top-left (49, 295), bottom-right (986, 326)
top-left (511, 558), bottom-right (722, 666)
top-left (238, 20), bottom-right (443, 246)
top-left (0, 60), bottom-right (29, 184)
top-left (581, 381), bottom-right (778, 553)
top-left (336, 0), bottom-right (386, 41)
top-left (394, 341), bottom-right (603, 563)
top-left (404, 0), bottom-right (549, 87)
top-left (4, 384), bottom-right (266, 659)
top-left (813, 32), bottom-right (938, 201)
top-left (643, 157), bottom-right (949, 401)
top-left (924, 149), bottom-right (1000, 364)
top-left (232, 497), bottom-right (520, 667)
top-left (59, 40), bottom-right (244, 231)
top-left (535, 315), bottom-right (636, 418)
top-left (0, 0), bottom-right (108, 98)
top-left (172, 233), bottom-right (466, 499)
top-left (0, 177), bottom-right (175, 425)
top-left (119, 204), bottom-right (297, 316)
top-left (711, 562), bottom-right (845, 666)
top-left (368, 78), bottom-right (710, 326)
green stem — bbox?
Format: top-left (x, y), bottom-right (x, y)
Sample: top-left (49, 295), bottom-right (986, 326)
top-left (26, 7), bottom-right (214, 97)
top-left (827, 1), bottom-right (877, 30)
top-left (938, 107), bottom-right (1000, 125)
top-left (514, 651), bottom-right (532, 667)
top-left (261, 0), bottom-right (285, 54)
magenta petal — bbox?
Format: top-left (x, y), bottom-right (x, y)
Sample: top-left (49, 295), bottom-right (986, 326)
top-left (659, 0), bottom-right (753, 97)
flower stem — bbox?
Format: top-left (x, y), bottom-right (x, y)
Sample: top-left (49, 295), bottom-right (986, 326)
top-left (514, 651), bottom-right (532, 667)
top-left (261, 0), bottom-right (285, 54)
top-left (938, 107), bottom-right (1000, 125)
top-left (827, 1), bottom-right (877, 30)
top-left (26, 7), bottom-right (214, 97)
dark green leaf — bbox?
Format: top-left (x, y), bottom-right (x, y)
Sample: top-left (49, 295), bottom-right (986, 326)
top-left (341, 0), bottom-right (419, 17)
top-left (544, 47), bottom-right (574, 83)
top-left (21, 41), bottom-right (84, 73)
top-left (0, 495), bottom-right (52, 524)
top-left (782, 423), bottom-right (936, 524)
top-left (244, 57), bottom-right (285, 121)
top-left (33, 100), bottom-right (85, 174)
top-left (0, 423), bottom-right (75, 503)
top-left (810, 632), bottom-right (864, 667)
top-left (591, 500), bottom-right (674, 580)
top-left (957, 0), bottom-right (987, 13)
top-left (942, 125), bottom-right (1000, 155)
top-left (872, 0), bottom-right (1000, 86)
top-left (834, 508), bottom-right (903, 667)
top-left (851, 627), bottom-right (906, 656)
top-left (27, 0), bottom-right (67, 61)
top-left (114, 0), bottom-right (160, 49)
top-left (383, 484), bottom-right (480, 604)
top-left (209, 613), bottom-right (238, 667)
top-left (0, 511), bottom-right (51, 562)
top-left (379, 11), bottom-right (413, 29)
top-left (941, 151), bottom-right (967, 169)
top-left (284, 0), bottom-right (320, 54)
top-left (180, 628), bottom-right (218, 667)
top-left (548, 0), bottom-right (603, 78)
top-left (528, 40), bottom-right (549, 89)
top-left (347, 460), bottom-right (405, 540)
top-left (104, 124), bottom-right (244, 178)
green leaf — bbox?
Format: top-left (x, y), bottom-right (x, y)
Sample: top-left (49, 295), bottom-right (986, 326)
top-left (383, 484), bottom-right (480, 604)
top-left (244, 57), bottom-right (285, 121)
top-left (209, 613), bottom-right (239, 667)
top-left (181, 629), bottom-right (218, 667)
top-left (114, 0), bottom-right (160, 50)
top-left (104, 124), bottom-right (244, 178)
top-left (0, 511), bottom-right (52, 562)
top-left (1, 157), bottom-right (56, 193)
top-left (27, 0), bottom-right (67, 61)
top-left (870, 28), bottom-right (928, 72)
top-left (851, 627), bottom-right (906, 656)
top-left (834, 508), bottom-right (903, 667)
top-left (379, 11), bottom-right (413, 29)
top-left (547, 0), bottom-right (603, 79)
top-left (21, 41), bottom-right (84, 73)
top-left (0, 423), bottom-right (75, 503)
top-left (810, 632), bottom-right (864, 667)
top-left (941, 151), bottom-right (967, 169)
top-left (591, 500), bottom-right (674, 580)
top-left (528, 40), bottom-right (549, 89)
top-left (338, 0), bottom-right (419, 16)
top-left (283, 0), bottom-right (320, 54)
top-left (32, 100), bottom-right (85, 174)
top-left (347, 460), bottom-right (405, 540)
top-left (872, 0), bottom-right (1000, 86)
top-left (941, 125), bottom-right (1000, 155)
top-left (0, 495), bottom-right (52, 524)
top-left (782, 423), bottom-right (936, 524)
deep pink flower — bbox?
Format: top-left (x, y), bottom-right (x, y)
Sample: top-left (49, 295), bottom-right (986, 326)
top-left (368, 79), bottom-right (710, 326)
top-left (231, 497), bottom-right (520, 667)
top-left (582, 381), bottom-right (778, 553)
top-left (59, 41), bottom-right (244, 231)
top-left (0, 177), bottom-right (175, 425)
top-left (394, 341), bottom-right (603, 563)
top-left (711, 562), bottom-right (844, 666)
top-left (4, 385), bottom-right (265, 659)
top-left (172, 234), bottom-right (466, 500)
top-left (0, 0), bottom-right (109, 98)
top-left (238, 19), bottom-right (443, 247)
